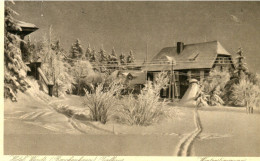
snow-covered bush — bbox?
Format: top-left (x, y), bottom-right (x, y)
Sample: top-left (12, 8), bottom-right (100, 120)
top-left (202, 68), bottom-right (230, 106)
top-left (114, 72), bottom-right (169, 126)
top-left (231, 78), bottom-right (260, 113)
top-left (195, 89), bottom-right (209, 107)
top-left (202, 69), bottom-right (230, 96)
top-left (83, 80), bottom-right (123, 124)
top-left (72, 60), bottom-right (94, 95)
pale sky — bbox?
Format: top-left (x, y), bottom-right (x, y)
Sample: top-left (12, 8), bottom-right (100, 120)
top-left (10, 1), bottom-right (260, 73)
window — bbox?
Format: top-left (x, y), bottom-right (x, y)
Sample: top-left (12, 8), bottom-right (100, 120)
top-left (219, 57), bottom-right (224, 64)
top-left (223, 57), bottom-right (231, 64)
top-left (216, 56), bottom-right (232, 65)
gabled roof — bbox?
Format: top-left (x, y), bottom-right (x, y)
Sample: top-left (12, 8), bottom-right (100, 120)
top-left (145, 41), bottom-right (232, 71)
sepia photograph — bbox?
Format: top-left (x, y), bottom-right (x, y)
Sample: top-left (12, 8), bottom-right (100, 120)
top-left (3, 0), bottom-right (260, 158)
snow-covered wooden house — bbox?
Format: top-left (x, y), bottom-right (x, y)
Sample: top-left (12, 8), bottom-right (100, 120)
top-left (145, 41), bottom-right (235, 99)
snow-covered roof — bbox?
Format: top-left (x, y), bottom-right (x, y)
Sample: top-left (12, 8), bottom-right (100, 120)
top-left (126, 71), bottom-right (146, 85)
top-left (7, 20), bottom-right (39, 36)
top-left (144, 41), bottom-right (232, 71)
top-left (16, 20), bottom-right (38, 28)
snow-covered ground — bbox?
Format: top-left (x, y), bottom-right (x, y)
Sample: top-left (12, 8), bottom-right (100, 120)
top-left (194, 109), bottom-right (260, 156)
top-left (4, 81), bottom-right (260, 156)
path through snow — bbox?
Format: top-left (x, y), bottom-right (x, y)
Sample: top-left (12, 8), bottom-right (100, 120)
top-left (174, 108), bottom-right (202, 156)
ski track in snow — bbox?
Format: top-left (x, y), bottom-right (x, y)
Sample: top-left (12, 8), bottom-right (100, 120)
top-left (174, 109), bottom-right (202, 156)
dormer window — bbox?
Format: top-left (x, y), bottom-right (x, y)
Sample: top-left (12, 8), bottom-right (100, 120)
top-left (188, 52), bottom-right (199, 61)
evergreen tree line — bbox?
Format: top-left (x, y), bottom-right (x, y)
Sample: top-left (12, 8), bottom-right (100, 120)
top-left (69, 39), bottom-right (136, 66)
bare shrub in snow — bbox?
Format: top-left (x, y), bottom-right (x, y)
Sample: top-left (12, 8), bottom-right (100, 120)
top-left (83, 80), bottom-right (123, 124)
top-left (114, 72), bottom-right (169, 126)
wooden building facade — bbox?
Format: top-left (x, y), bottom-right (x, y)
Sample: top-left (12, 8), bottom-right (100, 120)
top-left (145, 41), bottom-right (235, 99)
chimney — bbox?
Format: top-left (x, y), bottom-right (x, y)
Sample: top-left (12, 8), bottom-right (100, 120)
top-left (177, 42), bottom-right (184, 54)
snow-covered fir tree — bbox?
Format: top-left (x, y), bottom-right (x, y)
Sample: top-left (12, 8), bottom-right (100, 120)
top-left (69, 39), bottom-right (84, 61)
top-left (4, 4), bottom-right (30, 101)
top-left (127, 50), bottom-right (135, 63)
top-left (108, 47), bottom-right (118, 62)
top-left (99, 45), bottom-right (108, 63)
top-left (119, 52), bottom-right (126, 65)
top-left (234, 48), bottom-right (248, 80)
top-left (85, 43), bottom-right (92, 60)
top-left (89, 47), bottom-right (97, 62)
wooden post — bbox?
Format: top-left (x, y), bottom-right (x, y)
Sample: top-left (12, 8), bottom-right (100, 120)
top-left (168, 79), bottom-right (171, 100)
top-left (48, 84), bottom-right (54, 97)
top-left (172, 70), bottom-right (175, 100)
top-left (171, 60), bottom-right (174, 102)
top-left (187, 70), bottom-right (191, 81)
top-left (175, 71), bottom-right (179, 99)
top-left (35, 62), bottom-right (42, 80)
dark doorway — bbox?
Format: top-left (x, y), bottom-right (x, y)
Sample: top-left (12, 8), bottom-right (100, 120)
top-left (179, 71), bottom-right (189, 98)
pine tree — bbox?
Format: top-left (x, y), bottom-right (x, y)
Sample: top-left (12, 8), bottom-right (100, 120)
top-left (107, 47), bottom-right (118, 70)
top-left (99, 45), bottom-right (107, 63)
top-left (234, 48), bottom-right (248, 80)
top-left (89, 47), bottom-right (97, 62)
top-left (4, 4), bottom-right (30, 101)
top-left (111, 47), bottom-right (117, 57)
top-left (119, 52), bottom-right (126, 65)
top-left (85, 43), bottom-right (92, 60)
top-left (69, 39), bottom-right (84, 61)
top-left (108, 47), bottom-right (118, 62)
top-left (127, 50), bottom-right (135, 63)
